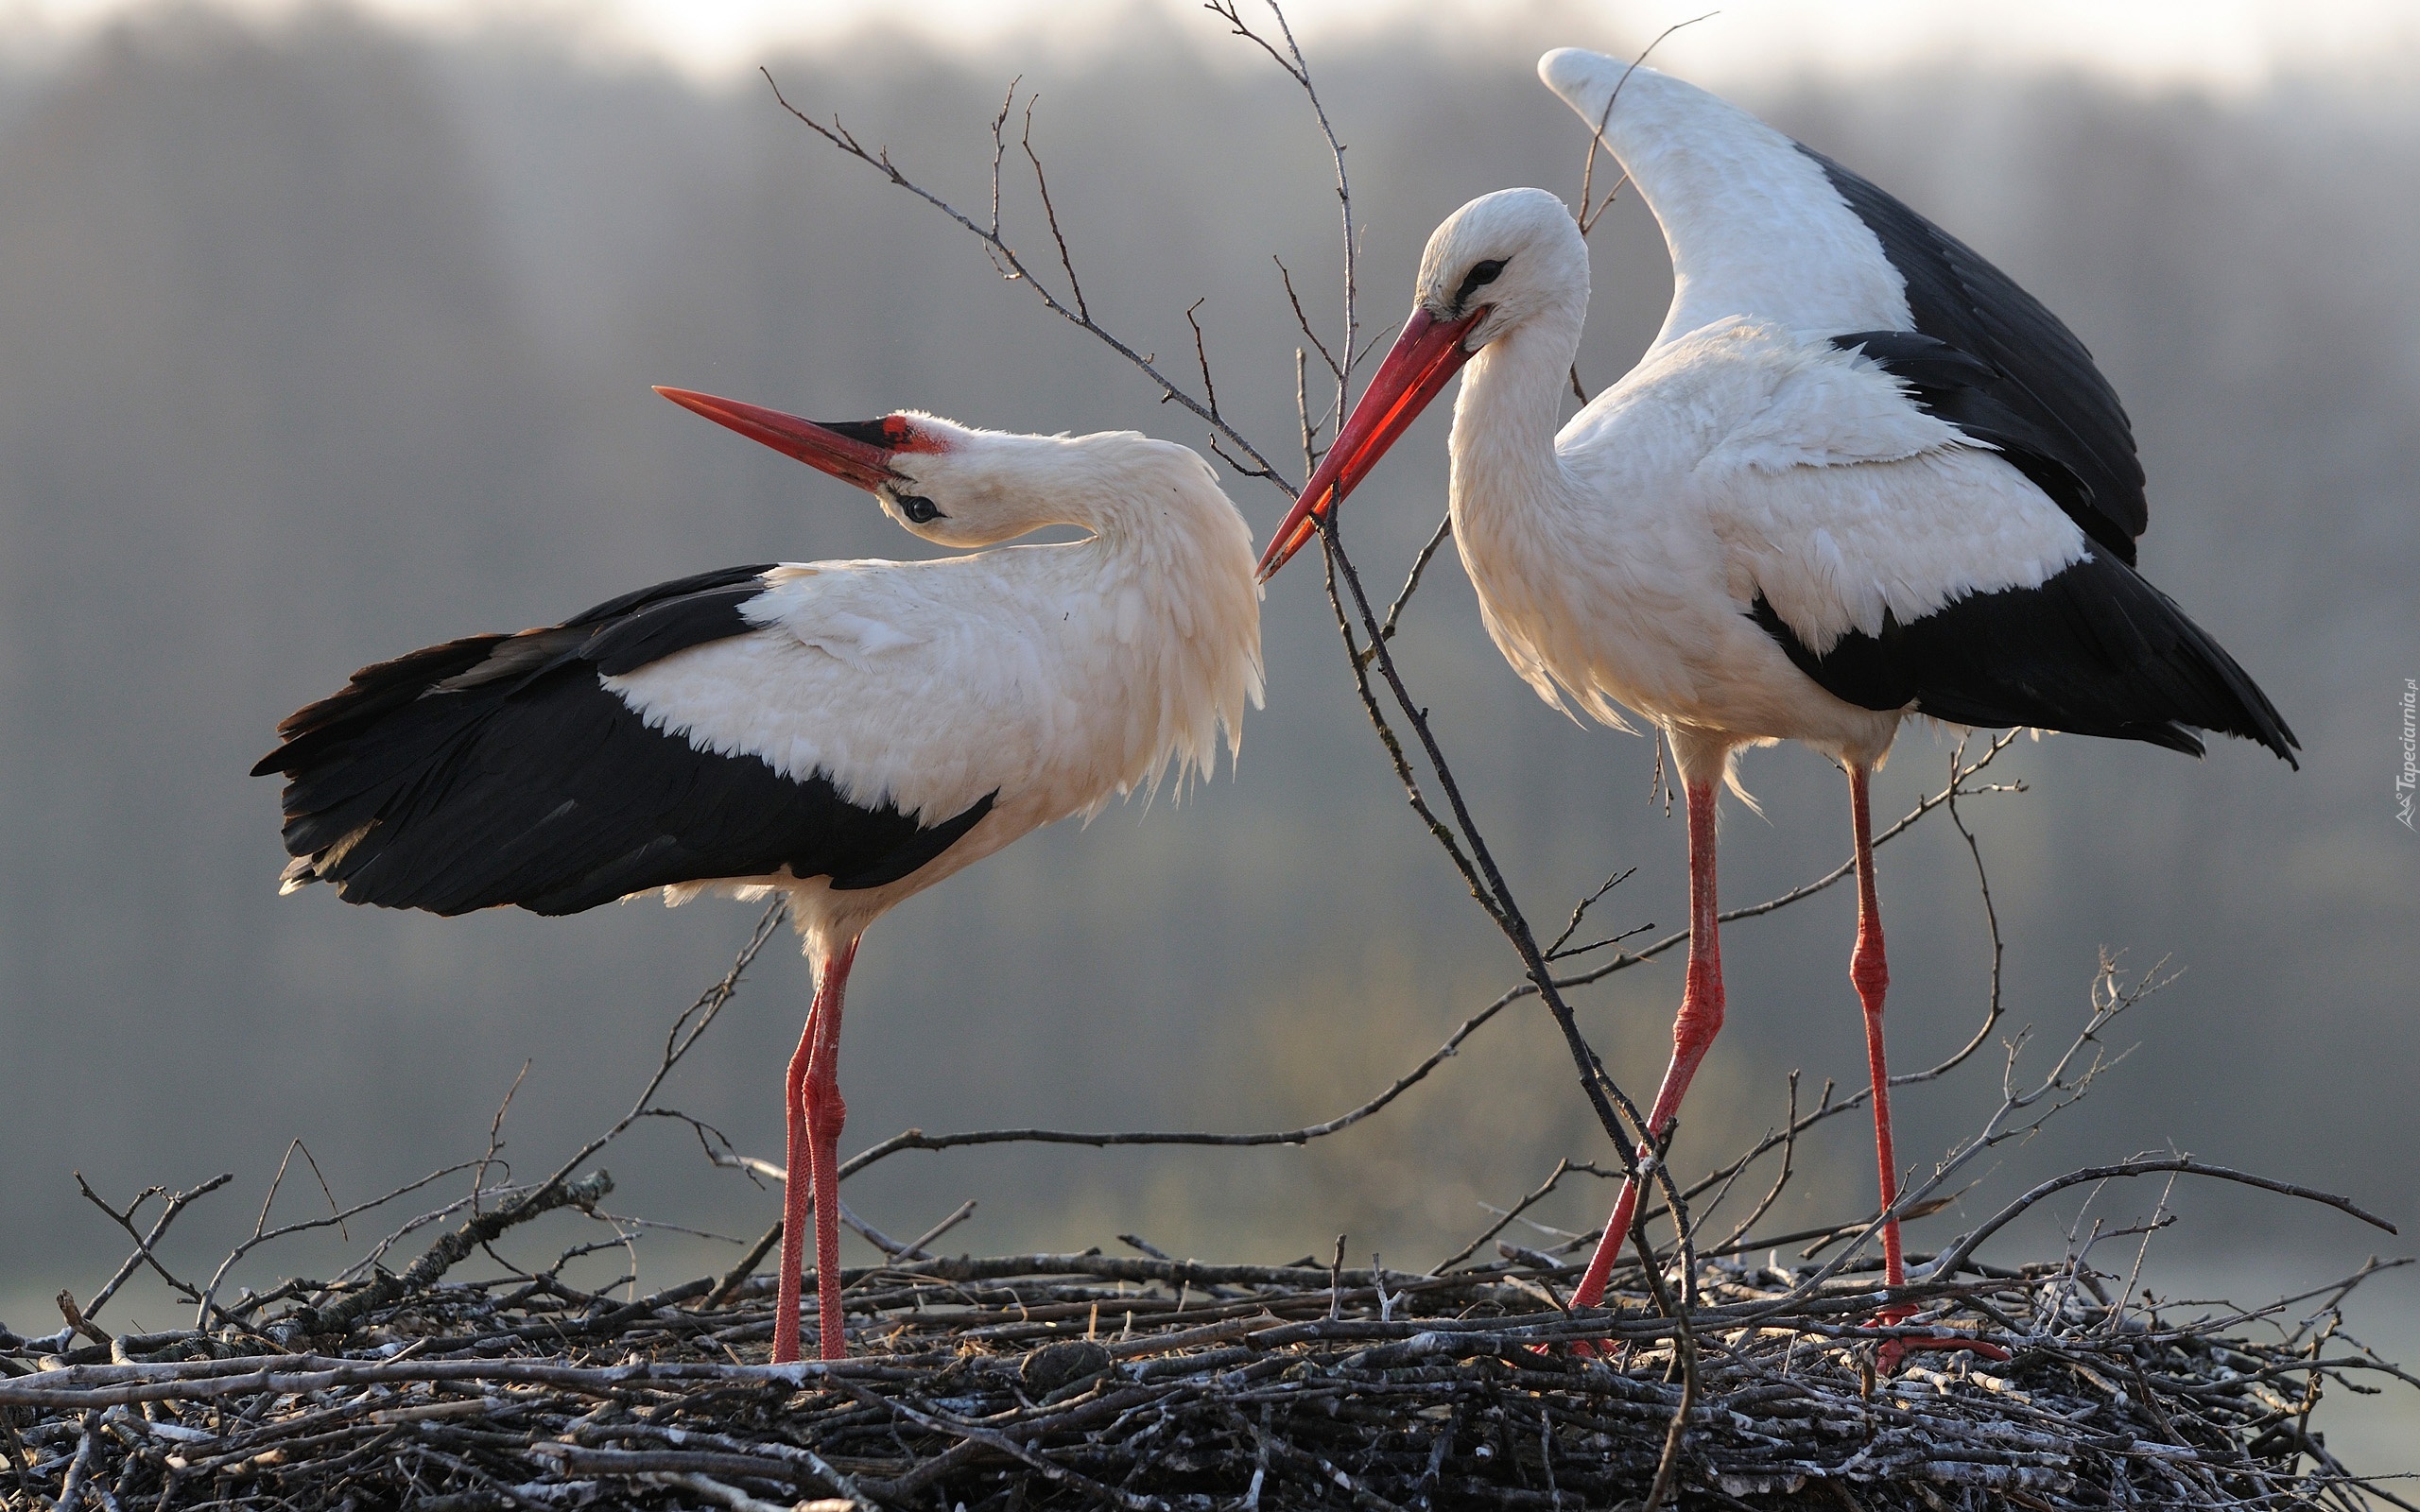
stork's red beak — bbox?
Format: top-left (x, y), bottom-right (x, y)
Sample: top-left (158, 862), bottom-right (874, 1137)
top-left (655, 387), bottom-right (898, 491)
top-left (1257, 306), bottom-right (1485, 579)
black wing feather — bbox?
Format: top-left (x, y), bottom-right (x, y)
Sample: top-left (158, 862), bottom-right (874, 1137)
top-left (254, 565), bottom-right (996, 917)
top-left (1803, 147), bottom-right (2149, 563)
top-left (1750, 547), bottom-right (2298, 765)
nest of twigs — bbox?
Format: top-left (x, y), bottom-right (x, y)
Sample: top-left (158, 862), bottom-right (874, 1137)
top-left (5, 1230), bottom-right (2405, 1512)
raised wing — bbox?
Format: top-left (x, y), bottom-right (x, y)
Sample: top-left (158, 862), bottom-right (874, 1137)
top-left (1539, 51), bottom-right (2149, 563)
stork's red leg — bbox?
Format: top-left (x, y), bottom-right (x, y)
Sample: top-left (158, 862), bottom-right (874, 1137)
top-left (774, 936), bottom-right (860, 1365)
top-left (1849, 765), bottom-right (1907, 1294)
top-left (1850, 768), bottom-right (1996, 1368)
top-left (1572, 776), bottom-right (1725, 1310)
top-left (775, 1019), bottom-right (814, 1364)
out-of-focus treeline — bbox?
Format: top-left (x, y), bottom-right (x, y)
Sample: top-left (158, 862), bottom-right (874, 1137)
top-left (0, 7), bottom-right (2413, 1456)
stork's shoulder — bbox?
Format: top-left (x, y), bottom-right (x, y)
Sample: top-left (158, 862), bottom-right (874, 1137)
top-left (1561, 318), bottom-right (1972, 482)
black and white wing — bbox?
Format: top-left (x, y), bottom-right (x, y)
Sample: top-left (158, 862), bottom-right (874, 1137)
top-left (1542, 50), bottom-right (2295, 763)
top-left (253, 564), bottom-right (994, 917)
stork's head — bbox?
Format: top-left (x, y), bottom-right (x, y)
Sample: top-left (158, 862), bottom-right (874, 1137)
top-left (1411, 187), bottom-right (1591, 353)
top-left (655, 390), bottom-right (1102, 549)
top-left (1259, 187), bottom-right (1587, 577)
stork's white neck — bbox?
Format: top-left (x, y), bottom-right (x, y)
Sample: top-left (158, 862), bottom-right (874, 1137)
top-left (1449, 288), bottom-right (1587, 532)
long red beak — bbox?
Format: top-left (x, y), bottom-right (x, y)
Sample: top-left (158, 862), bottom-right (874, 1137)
top-left (1257, 306), bottom-right (1484, 579)
top-left (655, 387), bottom-right (897, 491)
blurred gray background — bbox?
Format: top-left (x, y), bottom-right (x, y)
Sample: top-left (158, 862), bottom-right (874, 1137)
top-left (1, 0), bottom-right (2414, 1470)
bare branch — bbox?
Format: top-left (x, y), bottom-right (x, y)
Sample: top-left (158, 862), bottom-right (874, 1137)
top-left (471, 1060), bottom-right (531, 1214)
top-left (761, 69), bottom-right (1297, 497)
top-left (1935, 1159), bottom-right (2394, 1281)
top-left (1273, 256), bottom-right (1341, 383)
top-left (1185, 298), bottom-right (1222, 419)
top-left (1572, 13), bottom-right (1718, 235)
top-left (1358, 511), bottom-right (1455, 663)
top-left (1430, 1159), bottom-right (1578, 1275)
top-left (1019, 94), bottom-right (1088, 322)
top-left (76, 1171), bottom-right (233, 1318)
top-left (1711, 1070), bottom-right (1800, 1254)
top-left (195, 1160), bottom-right (481, 1331)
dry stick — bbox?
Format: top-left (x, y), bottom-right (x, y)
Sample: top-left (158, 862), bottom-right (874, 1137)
top-left (1430, 1160), bottom-right (1578, 1275)
top-left (1273, 256), bottom-right (1342, 385)
top-left (1363, 511), bottom-right (1456, 661)
top-left (511, 898), bottom-right (788, 1219)
top-left (1743, 970), bottom-right (2393, 1332)
top-left (1756, 961), bottom-right (2164, 1311)
top-left (279, 1171), bottom-right (615, 1339)
top-left (1546, 867), bottom-right (1637, 959)
top-left (895, 1199), bottom-right (979, 1260)
top-left (1939, 734), bottom-right (2010, 1078)
top-left (75, 1171), bottom-right (233, 1320)
top-left (195, 1159), bottom-right (482, 1332)
top-left (2109, 1169), bottom-right (2181, 1337)
top-left (1292, 347), bottom-right (1317, 482)
top-left (1621, 1208), bottom-right (1697, 1512)
top-left (52, 1412), bottom-right (96, 1511)
top-left (2283, 1257), bottom-right (2400, 1352)
top-left (1019, 95), bottom-right (1087, 323)
top-left (1932, 1160), bottom-right (2395, 1281)
top-left (1571, 16), bottom-right (1716, 235)
top-left (1711, 1071), bottom-right (1802, 1255)
top-left (469, 1061), bottom-right (532, 1216)
top-left (708, 1223), bottom-right (785, 1310)
top-left (763, 71), bottom-right (1294, 495)
top-left (830, 1376), bottom-right (1160, 1512)
top-left (52, 1293), bottom-right (108, 1349)
top-left (1317, 538), bottom-right (1504, 929)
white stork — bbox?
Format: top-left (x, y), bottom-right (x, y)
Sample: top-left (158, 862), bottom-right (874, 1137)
top-left (1258, 50), bottom-right (2294, 1328)
top-left (254, 391), bottom-right (1263, 1363)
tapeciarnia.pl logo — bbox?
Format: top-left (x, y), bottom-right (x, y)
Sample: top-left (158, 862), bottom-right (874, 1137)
top-left (2399, 678), bottom-right (2417, 831)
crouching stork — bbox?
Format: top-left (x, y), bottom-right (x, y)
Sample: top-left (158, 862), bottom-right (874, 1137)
top-left (254, 390), bottom-right (1264, 1362)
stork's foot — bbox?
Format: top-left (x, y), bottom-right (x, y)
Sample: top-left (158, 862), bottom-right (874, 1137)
top-left (1870, 1304), bottom-right (2010, 1374)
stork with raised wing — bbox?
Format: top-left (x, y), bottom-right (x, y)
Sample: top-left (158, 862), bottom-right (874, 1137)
top-left (255, 391), bottom-right (1263, 1362)
top-left (1257, 49), bottom-right (2293, 1324)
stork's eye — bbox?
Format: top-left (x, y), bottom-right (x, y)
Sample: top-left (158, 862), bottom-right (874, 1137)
top-left (1454, 258), bottom-right (1509, 311)
top-left (897, 495), bottom-right (944, 524)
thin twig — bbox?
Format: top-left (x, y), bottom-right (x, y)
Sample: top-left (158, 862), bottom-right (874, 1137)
top-left (76, 1172), bottom-right (233, 1320)
top-left (1362, 512), bottom-right (1456, 662)
top-left (1020, 94), bottom-right (1087, 322)
top-left (763, 70), bottom-right (1296, 497)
